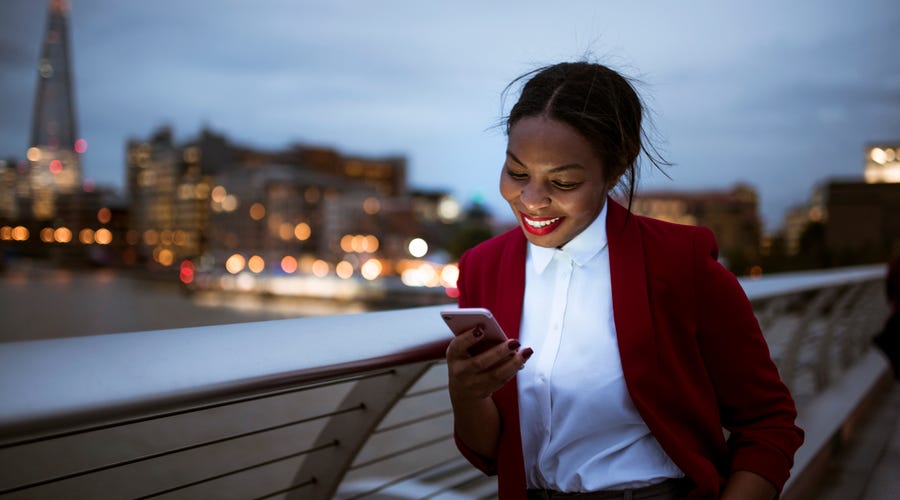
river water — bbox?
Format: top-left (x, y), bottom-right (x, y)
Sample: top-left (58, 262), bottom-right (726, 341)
top-left (0, 260), bottom-right (385, 343)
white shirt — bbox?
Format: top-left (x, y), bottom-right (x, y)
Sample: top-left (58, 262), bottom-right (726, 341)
top-left (517, 202), bottom-right (683, 491)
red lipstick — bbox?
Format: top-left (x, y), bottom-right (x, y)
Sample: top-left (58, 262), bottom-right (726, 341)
top-left (520, 212), bottom-right (563, 235)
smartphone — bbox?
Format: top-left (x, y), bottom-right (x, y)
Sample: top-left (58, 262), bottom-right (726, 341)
top-left (441, 307), bottom-right (509, 356)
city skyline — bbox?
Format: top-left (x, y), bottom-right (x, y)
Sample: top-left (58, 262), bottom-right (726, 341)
top-left (1, 0), bottom-right (899, 230)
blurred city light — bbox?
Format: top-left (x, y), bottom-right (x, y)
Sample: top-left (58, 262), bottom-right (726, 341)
top-left (54, 227), bottom-right (72, 243)
top-left (179, 260), bottom-right (194, 284)
top-left (157, 249), bottom-right (174, 266)
top-left (311, 259), bottom-right (330, 278)
top-left (441, 263), bottom-right (459, 288)
top-left (79, 228), bottom-right (94, 244)
top-left (360, 259), bottom-right (383, 280)
top-left (26, 147), bottom-right (41, 162)
top-left (12, 226), bottom-right (30, 241)
top-left (281, 256), bottom-right (298, 274)
top-left (247, 255), bottom-right (265, 273)
top-left (94, 228), bottom-right (113, 245)
top-left (294, 222), bottom-right (311, 241)
top-left (249, 203), bottom-right (266, 221)
top-left (225, 254), bottom-right (246, 274)
top-left (408, 238), bottom-right (428, 258)
top-left (336, 260), bottom-right (354, 279)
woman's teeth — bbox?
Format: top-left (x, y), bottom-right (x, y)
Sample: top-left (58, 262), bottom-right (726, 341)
top-left (525, 217), bottom-right (560, 228)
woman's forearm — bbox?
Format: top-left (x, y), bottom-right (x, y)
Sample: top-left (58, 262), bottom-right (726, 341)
top-left (451, 394), bottom-right (503, 459)
top-left (719, 470), bottom-right (776, 500)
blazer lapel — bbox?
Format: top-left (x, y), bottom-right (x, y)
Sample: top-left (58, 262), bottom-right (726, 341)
top-left (494, 230), bottom-right (527, 341)
top-left (607, 199), bottom-right (657, 412)
top-left (491, 229), bottom-right (528, 494)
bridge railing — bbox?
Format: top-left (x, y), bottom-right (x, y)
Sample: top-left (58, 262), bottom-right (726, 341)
top-left (0, 264), bottom-right (889, 499)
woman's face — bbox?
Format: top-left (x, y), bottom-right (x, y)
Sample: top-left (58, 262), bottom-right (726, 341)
top-left (500, 116), bottom-right (612, 249)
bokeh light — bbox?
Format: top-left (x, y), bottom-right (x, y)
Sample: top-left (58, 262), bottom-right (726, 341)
top-left (79, 228), bottom-right (95, 244)
top-left (281, 256), bottom-right (298, 273)
top-left (54, 227), bottom-right (72, 243)
top-left (12, 226), bottom-right (29, 241)
top-left (225, 254), bottom-right (246, 274)
top-left (294, 222), bottom-right (311, 241)
top-left (311, 259), bottom-right (330, 277)
top-left (361, 259), bottom-right (383, 281)
top-left (336, 260), bottom-right (354, 279)
top-left (247, 255), bottom-right (265, 273)
top-left (249, 203), bottom-right (266, 221)
top-left (94, 228), bottom-right (113, 245)
top-left (408, 238), bottom-right (428, 258)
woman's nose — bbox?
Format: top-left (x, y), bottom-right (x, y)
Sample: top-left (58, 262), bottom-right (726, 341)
top-left (521, 182), bottom-right (550, 210)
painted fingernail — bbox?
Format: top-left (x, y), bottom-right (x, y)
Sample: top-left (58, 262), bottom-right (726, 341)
top-left (522, 348), bottom-right (534, 361)
top-left (508, 340), bottom-right (521, 351)
top-left (473, 326), bottom-right (484, 338)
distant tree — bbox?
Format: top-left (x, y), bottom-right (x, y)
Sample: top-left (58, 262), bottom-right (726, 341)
top-left (447, 225), bottom-right (494, 261)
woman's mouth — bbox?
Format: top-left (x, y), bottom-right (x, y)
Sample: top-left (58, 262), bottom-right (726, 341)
top-left (520, 213), bottom-right (563, 235)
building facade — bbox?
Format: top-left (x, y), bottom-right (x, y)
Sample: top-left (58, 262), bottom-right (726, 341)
top-left (126, 126), bottom-right (449, 283)
top-left (824, 180), bottom-right (900, 264)
top-left (629, 184), bottom-right (762, 274)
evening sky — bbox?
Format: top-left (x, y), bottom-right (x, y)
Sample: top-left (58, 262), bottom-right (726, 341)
top-left (1, 0), bottom-right (898, 230)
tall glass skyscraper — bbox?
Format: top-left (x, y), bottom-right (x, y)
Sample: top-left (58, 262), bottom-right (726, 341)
top-left (27, 0), bottom-right (82, 219)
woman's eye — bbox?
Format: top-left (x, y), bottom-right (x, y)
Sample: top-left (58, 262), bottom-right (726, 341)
top-left (506, 169), bottom-right (527, 180)
top-left (552, 181), bottom-right (579, 190)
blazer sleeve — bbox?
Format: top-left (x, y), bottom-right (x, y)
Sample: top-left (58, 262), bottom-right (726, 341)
top-left (451, 249), bottom-right (500, 475)
top-left (691, 227), bottom-right (804, 492)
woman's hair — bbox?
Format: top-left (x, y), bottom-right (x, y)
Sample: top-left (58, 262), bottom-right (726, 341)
top-left (503, 61), bottom-right (668, 206)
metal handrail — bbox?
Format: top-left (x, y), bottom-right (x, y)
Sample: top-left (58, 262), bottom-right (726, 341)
top-left (0, 263), bottom-right (889, 499)
top-left (0, 307), bottom-right (450, 444)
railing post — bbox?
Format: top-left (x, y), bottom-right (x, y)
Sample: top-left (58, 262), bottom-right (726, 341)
top-left (285, 362), bottom-right (435, 500)
top-left (814, 282), bottom-right (866, 391)
top-left (779, 286), bottom-right (840, 395)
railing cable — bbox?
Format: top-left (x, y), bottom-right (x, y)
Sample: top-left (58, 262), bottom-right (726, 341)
top-left (252, 477), bottom-right (317, 500)
top-left (0, 369), bottom-right (393, 449)
top-left (342, 455), bottom-right (464, 500)
top-left (134, 440), bottom-right (339, 499)
top-left (0, 405), bottom-right (363, 496)
top-left (402, 384), bottom-right (448, 399)
top-left (372, 409), bottom-right (453, 434)
top-left (349, 434), bottom-right (452, 471)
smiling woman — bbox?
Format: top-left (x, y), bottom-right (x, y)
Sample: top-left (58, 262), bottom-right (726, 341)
top-left (444, 62), bottom-right (803, 500)
top-left (500, 117), bottom-right (611, 249)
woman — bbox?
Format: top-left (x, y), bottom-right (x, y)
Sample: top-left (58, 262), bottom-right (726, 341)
top-left (446, 62), bottom-right (803, 500)
top-left (873, 256), bottom-right (900, 378)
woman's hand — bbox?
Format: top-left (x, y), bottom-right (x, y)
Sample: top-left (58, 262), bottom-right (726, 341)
top-left (446, 326), bottom-right (533, 402)
top-left (719, 471), bottom-right (776, 500)
top-left (445, 326), bottom-right (533, 459)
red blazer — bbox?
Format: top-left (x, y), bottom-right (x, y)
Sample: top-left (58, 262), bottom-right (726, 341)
top-left (454, 199), bottom-right (803, 500)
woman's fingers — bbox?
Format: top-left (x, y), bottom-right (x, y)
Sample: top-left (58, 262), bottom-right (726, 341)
top-left (448, 341), bottom-right (535, 400)
top-left (445, 326), bottom-right (483, 359)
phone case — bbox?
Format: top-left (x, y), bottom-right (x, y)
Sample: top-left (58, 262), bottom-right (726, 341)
top-left (441, 308), bottom-right (509, 355)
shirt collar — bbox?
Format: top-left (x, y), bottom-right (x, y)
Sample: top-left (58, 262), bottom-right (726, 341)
top-left (529, 200), bottom-right (609, 274)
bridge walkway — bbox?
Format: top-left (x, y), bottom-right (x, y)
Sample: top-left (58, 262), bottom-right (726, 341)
top-left (812, 378), bottom-right (900, 499)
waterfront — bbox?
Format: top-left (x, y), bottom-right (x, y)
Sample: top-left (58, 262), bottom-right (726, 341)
top-left (0, 260), bottom-right (406, 343)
